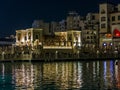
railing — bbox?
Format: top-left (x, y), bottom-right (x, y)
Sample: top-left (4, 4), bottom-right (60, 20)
top-left (0, 45), bottom-right (119, 61)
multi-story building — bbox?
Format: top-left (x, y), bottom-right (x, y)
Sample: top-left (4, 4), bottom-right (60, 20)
top-left (99, 3), bottom-right (120, 49)
top-left (15, 2), bottom-right (120, 53)
top-left (81, 13), bottom-right (99, 49)
top-left (50, 20), bottom-right (66, 33)
top-left (66, 11), bottom-right (81, 30)
top-left (32, 20), bottom-right (50, 35)
top-left (99, 3), bottom-right (114, 35)
top-left (50, 21), bottom-right (58, 34)
top-left (82, 29), bottom-right (96, 48)
top-left (59, 20), bottom-right (66, 32)
top-left (110, 5), bottom-right (120, 49)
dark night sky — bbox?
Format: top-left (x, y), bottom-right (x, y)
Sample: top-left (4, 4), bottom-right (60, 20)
top-left (0, 0), bottom-right (120, 37)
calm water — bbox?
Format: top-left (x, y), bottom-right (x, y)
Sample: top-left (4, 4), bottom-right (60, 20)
top-left (0, 60), bottom-right (119, 90)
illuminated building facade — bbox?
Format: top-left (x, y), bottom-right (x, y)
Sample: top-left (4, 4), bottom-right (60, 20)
top-left (16, 28), bottom-right (43, 46)
top-left (16, 28), bottom-right (81, 52)
top-left (15, 2), bottom-right (120, 50)
top-left (43, 30), bottom-right (81, 50)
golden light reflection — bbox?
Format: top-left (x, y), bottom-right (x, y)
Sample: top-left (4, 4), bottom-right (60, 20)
top-left (42, 62), bottom-right (83, 89)
top-left (0, 61), bottom-right (118, 89)
top-left (13, 63), bottom-right (34, 90)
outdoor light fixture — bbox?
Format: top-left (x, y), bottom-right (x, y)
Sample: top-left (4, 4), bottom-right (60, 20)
top-left (110, 43), bottom-right (112, 46)
top-left (103, 43), bottom-right (107, 46)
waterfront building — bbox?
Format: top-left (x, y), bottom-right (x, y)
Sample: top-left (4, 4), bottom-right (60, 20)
top-left (112, 25), bottom-right (120, 50)
top-left (43, 30), bottom-right (81, 53)
top-left (99, 34), bottom-right (112, 50)
top-left (16, 28), bottom-right (43, 46)
top-left (99, 3), bottom-right (114, 35)
top-left (81, 13), bottom-right (99, 49)
top-left (15, 26), bottom-right (81, 57)
top-left (14, 2), bottom-right (120, 53)
top-left (99, 3), bottom-right (120, 48)
top-left (82, 29), bottom-right (96, 49)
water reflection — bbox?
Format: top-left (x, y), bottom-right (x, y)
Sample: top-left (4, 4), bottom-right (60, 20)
top-left (0, 60), bottom-right (119, 89)
top-left (116, 60), bottom-right (120, 88)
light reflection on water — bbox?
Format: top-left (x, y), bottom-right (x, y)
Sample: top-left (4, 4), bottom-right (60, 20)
top-left (0, 60), bottom-right (119, 90)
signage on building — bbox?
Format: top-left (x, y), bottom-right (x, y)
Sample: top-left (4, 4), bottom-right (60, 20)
top-left (112, 25), bottom-right (120, 38)
top-left (102, 38), bottom-right (112, 41)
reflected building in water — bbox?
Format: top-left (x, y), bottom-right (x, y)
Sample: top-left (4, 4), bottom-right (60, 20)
top-left (115, 60), bottom-right (120, 88)
top-left (0, 61), bottom-right (119, 89)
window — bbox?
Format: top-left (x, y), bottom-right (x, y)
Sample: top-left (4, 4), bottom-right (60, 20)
top-left (118, 16), bottom-right (120, 20)
top-left (28, 32), bottom-right (31, 39)
top-left (101, 24), bottom-right (106, 28)
top-left (36, 34), bottom-right (39, 39)
top-left (92, 15), bottom-right (95, 20)
top-left (87, 32), bottom-right (89, 34)
top-left (112, 23), bottom-right (116, 25)
top-left (87, 36), bottom-right (89, 39)
top-left (24, 36), bottom-right (27, 41)
top-left (112, 16), bottom-right (115, 21)
top-left (101, 17), bottom-right (106, 21)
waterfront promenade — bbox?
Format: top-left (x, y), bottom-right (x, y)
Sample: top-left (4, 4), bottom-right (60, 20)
top-left (0, 45), bottom-right (119, 62)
